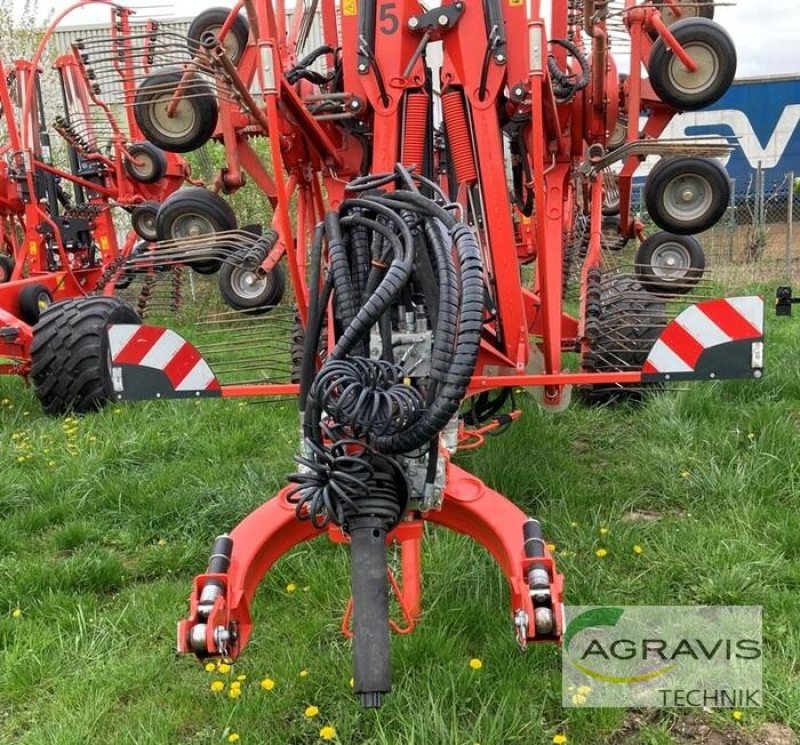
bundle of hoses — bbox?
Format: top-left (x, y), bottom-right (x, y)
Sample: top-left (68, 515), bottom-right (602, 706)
top-left (286, 165), bottom-right (484, 707)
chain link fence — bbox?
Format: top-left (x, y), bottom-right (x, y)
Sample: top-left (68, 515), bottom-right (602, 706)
top-left (632, 170), bottom-right (800, 287)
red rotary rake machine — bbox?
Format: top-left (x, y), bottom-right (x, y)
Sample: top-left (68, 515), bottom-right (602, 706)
top-left (105, 0), bottom-right (764, 706)
top-left (0, 4), bottom-right (200, 410)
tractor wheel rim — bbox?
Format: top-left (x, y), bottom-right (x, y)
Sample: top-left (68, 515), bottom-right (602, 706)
top-left (649, 242), bottom-right (692, 280)
top-left (662, 172), bottom-right (713, 223)
top-left (231, 266), bottom-right (269, 299)
top-left (206, 23), bottom-right (241, 60)
top-left (132, 154), bottom-right (155, 179)
top-left (37, 293), bottom-right (51, 311)
top-left (668, 41), bottom-right (719, 94)
top-left (660, 3), bottom-right (701, 25)
top-left (151, 92), bottom-right (196, 138)
top-left (172, 211), bottom-right (215, 239)
top-left (140, 213), bottom-right (156, 236)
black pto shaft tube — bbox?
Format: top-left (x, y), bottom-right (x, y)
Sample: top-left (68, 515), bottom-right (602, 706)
top-left (349, 515), bottom-right (391, 708)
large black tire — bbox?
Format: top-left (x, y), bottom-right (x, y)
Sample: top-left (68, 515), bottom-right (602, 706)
top-left (131, 200), bottom-right (161, 242)
top-left (0, 254), bottom-right (13, 283)
top-left (156, 187), bottom-right (237, 274)
top-left (579, 275), bottom-right (667, 404)
top-left (635, 231), bottom-right (706, 294)
top-left (653, 1), bottom-right (713, 29)
top-left (133, 70), bottom-right (218, 153)
top-left (644, 156), bottom-right (730, 235)
top-left (648, 18), bottom-right (736, 111)
top-left (218, 252), bottom-right (285, 313)
top-left (18, 283), bottom-right (53, 325)
top-left (187, 7), bottom-right (250, 65)
top-left (30, 297), bottom-right (140, 416)
top-left (123, 142), bottom-right (168, 184)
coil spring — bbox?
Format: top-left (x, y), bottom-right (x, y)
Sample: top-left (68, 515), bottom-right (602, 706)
top-left (311, 358), bottom-right (424, 442)
top-left (53, 116), bottom-right (96, 154)
top-left (401, 93), bottom-right (429, 172)
top-left (170, 264), bottom-right (184, 313)
top-left (567, 0), bottom-right (584, 39)
top-left (441, 89), bottom-right (477, 184)
top-left (288, 434), bottom-right (405, 530)
top-left (137, 271), bottom-right (156, 319)
top-left (93, 254), bottom-right (127, 293)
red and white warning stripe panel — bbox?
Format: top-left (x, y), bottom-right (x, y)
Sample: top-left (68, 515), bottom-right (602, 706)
top-left (642, 296), bottom-right (764, 382)
top-left (108, 325), bottom-right (221, 400)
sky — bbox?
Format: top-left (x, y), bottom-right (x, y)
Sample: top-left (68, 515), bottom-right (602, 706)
top-left (30, 0), bottom-right (800, 79)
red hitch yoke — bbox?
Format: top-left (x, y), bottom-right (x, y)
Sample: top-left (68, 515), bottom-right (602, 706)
top-left (177, 462), bottom-right (564, 659)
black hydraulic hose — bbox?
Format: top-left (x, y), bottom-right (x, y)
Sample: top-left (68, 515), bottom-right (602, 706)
top-left (299, 223), bottom-right (326, 410)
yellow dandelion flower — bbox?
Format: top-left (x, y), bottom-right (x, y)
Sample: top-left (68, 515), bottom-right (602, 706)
top-left (732, 711), bottom-right (743, 721)
top-left (11, 608), bottom-right (22, 618)
top-left (1, 398), bottom-right (9, 405)
top-left (286, 583), bottom-right (297, 593)
top-left (320, 725), bottom-right (337, 741)
top-left (157, 538), bottom-right (167, 546)
top-left (680, 470), bottom-right (690, 479)
top-left (228, 734), bottom-right (240, 743)
top-left (595, 548), bottom-right (608, 558)
top-left (599, 527), bottom-right (609, 536)
top-left (577, 685), bottom-right (591, 695)
top-left (260, 678), bottom-right (276, 691)
top-left (633, 545), bottom-right (643, 555)
top-left (468, 658), bottom-right (483, 670)
top-left (210, 680), bottom-right (225, 692)
top-left (230, 681), bottom-right (241, 690)
top-left (553, 736), bottom-right (567, 745)
top-left (228, 687), bottom-right (241, 699)
top-left (204, 662), bottom-right (216, 672)
top-left (218, 663), bottom-right (232, 674)
top-left (570, 693), bottom-right (586, 705)
top-left (299, 670), bottom-right (309, 678)
top-left (747, 432), bottom-right (755, 440)
top-left (305, 705), bottom-right (320, 718)
top-left (236, 674), bottom-right (247, 682)
top-left (547, 543), bottom-right (556, 553)
top-left (16, 456), bottom-right (25, 463)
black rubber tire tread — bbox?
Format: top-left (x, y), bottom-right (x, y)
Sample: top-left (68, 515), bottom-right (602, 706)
top-left (634, 231), bottom-right (706, 294)
top-left (644, 156), bottom-right (730, 235)
top-left (290, 311), bottom-right (328, 383)
top-left (648, 18), bottom-right (736, 111)
top-left (131, 200), bottom-right (161, 241)
top-left (30, 297), bottom-right (140, 416)
top-left (0, 254), bottom-right (13, 283)
top-left (133, 69), bottom-right (218, 153)
top-left (123, 142), bottom-right (168, 184)
top-left (217, 256), bottom-right (286, 313)
top-left (187, 7), bottom-right (250, 65)
top-left (579, 275), bottom-right (667, 405)
top-left (18, 283), bottom-right (53, 325)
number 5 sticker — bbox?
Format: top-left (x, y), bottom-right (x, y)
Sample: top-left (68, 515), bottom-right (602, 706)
top-left (379, 2), bottom-right (399, 34)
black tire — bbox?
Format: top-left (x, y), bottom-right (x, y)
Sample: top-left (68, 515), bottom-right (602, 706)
top-left (123, 142), bottom-right (168, 184)
top-left (133, 69), bottom-right (218, 153)
top-left (156, 187), bottom-right (237, 274)
top-left (18, 283), bottom-right (53, 325)
top-left (648, 18), bottom-right (736, 111)
top-left (131, 200), bottom-right (161, 242)
top-left (30, 297), bottom-right (140, 416)
top-left (644, 156), bottom-right (730, 234)
top-left (0, 254), bottom-right (13, 283)
top-left (218, 252), bottom-right (285, 313)
top-left (635, 231), bottom-right (705, 294)
top-left (579, 275), bottom-right (667, 404)
top-left (654, 0), bottom-right (713, 28)
top-left (187, 7), bottom-right (250, 65)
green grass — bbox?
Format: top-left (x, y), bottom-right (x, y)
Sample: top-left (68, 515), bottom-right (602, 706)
top-left (1, 289), bottom-right (799, 744)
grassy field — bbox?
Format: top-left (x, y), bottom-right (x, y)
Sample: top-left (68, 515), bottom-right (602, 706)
top-left (1, 283), bottom-right (799, 744)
